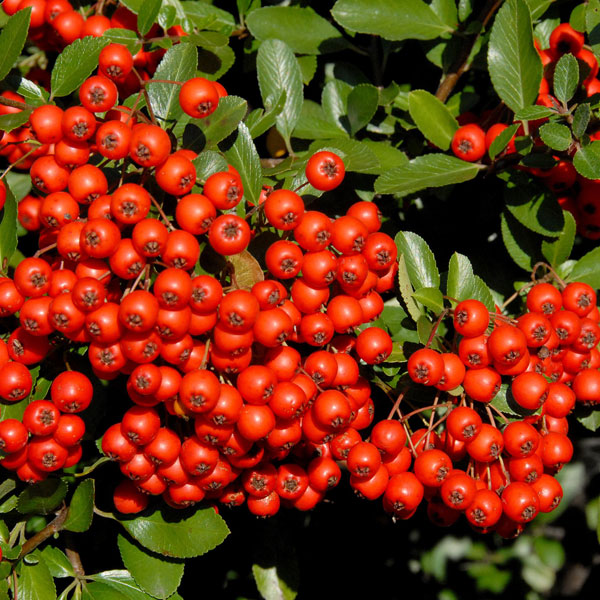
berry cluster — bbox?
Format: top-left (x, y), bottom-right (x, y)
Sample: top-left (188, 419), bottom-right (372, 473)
top-left (402, 279), bottom-right (599, 536)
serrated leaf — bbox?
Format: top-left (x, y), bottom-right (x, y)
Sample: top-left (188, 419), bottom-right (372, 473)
top-left (64, 479), bottom-right (94, 533)
top-left (51, 37), bottom-right (110, 98)
top-left (567, 246), bottom-right (600, 287)
top-left (252, 564), bottom-right (297, 600)
top-left (397, 254), bottom-right (422, 322)
top-left (293, 100), bottom-right (348, 140)
top-left (412, 287), bottom-right (444, 314)
top-left (395, 231), bottom-right (440, 290)
top-left (573, 142), bottom-right (600, 179)
top-left (489, 123), bottom-right (519, 159)
top-left (228, 250), bottom-right (264, 290)
top-left (246, 6), bottom-right (347, 54)
top-left (137, 0), bottom-right (162, 36)
top-left (118, 534), bottom-right (184, 600)
top-left (553, 53), bottom-right (579, 104)
top-left (0, 183), bottom-right (18, 271)
top-left (514, 105), bottom-right (556, 120)
top-left (539, 123), bottom-right (572, 151)
top-left (541, 210), bottom-right (575, 268)
top-left (200, 95), bottom-right (248, 148)
top-left (119, 506), bottom-right (229, 558)
top-left (447, 252), bottom-right (476, 302)
top-left (0, 110), bottom-right (31, 133)
top-left (347, 84), bottom-right (379, 135)
top-left (408, 89), bottom-right (459, 150)
top-left (0, 9), bottom-right (31, 81)
top-left (246, 91), bottom-right (286, 139)
top-left (505, 185), bottom-right (564, 237)
top-left (501, 210), bottom-right (541, 271)
top-left (256, 39), bottom-right (303, 146)
top-left (180, 1), bottom-right (235, 33)
top-left (488, 0), bottom-right (542, 113)
top-left (224, 122), bottom-right (261, 207)
top-left (331, 0), bottom-right (452, 42)
top-left (148, 43), bottom-right (197, 123)
top-left (472, 276), bottom-right (496, 313)
top-left (17, 479), bottom-right (67, 515)
top-left (102, 29), bottom-right (142, 54)
top-left (193, 151), bottom-right (228, 182)
top-left (19, 560), bottom-right (56, 600)
top-left (197, 43), bottom-right (235, 81)
top-left (374, 154), bottom-right (482, 196)
top-left (573, 103), bottom-right (591, 139)
top-left (84, 570), bottom-right (158, 600)
top-left (38, 546), bottom-right (75, 578)
top-left (322, 79), bottom-right (352, 134)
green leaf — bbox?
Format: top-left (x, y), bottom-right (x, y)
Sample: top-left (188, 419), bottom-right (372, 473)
top-left (184, 31), bottom-right (228, 48)
top-left (322, 79), bottom-right (352, 134)
top-left (347, 84), bottom-right (379, 135)
top-left (408, 89), bottom-right (459, 150)
top-left (361, 140), bottom-right (407, 170)
top-left (331, 0), bottom-right (452, 41)
top-left (534, 537), bottom-right (565, 571)
top-left (0, 110), bottom-right (32, 133)
top-left (197, 43), bottom-right (235, 81)
top-left (246, 6), bottom-right (347, 54)
top-left (252, 564), bottom-right (297, 600)
top-left (51, 37), bottom-right (110, 98)
top-left (256, 39), bottom-right (303, 146)
top-left (487, 0), bottom-right (542, 113)
top-left (572, 103), bottom-right (591, 139)
top-left (472, 275), bottom-right (496, 312)
top-left (374, 154), bottom-right (482, 196)
top-left (200, 95), bottom-right (248, 148)
top-left (567, 246), bottom-right (600, 287)
top-left (102, 29), bottom-right (142, 55)
top-left (500, 210), bottom-right (541, 271)
top-left (308, 139), bottom-right (380, 173)
top-left (412, 287), bottom-right (444, 314)
top-left (397, 254), bottom-right (422, 322)
top-left (38, 546), bottom-right (75, 578)
top-left (581, 410), bottom-right (600, 432)
top-left (539, 123), bottom-right (572, 151)
top-left (587, 0), bottom-right (600, 56)
top-left (0, 183), bottom-right (18, 271)
top-left (0, 479), bottom-right (15, 503)
top-left (84, 570), bottom-right (158, 600)
top-left (245, 91), bottom-right (286, 139)
top-left (64, 479), bottom-right (94, 533)
top-left (17, 479), bottom-right (68, 515)
top-left (180, 1), bottom-right (235, 33)
top-left (446, 252), bottom-right (477, 303)
top-left (293, 100), bottom-right (349, 140)
top-left (505, 185), bottom-right (564, 237)
top-left (224, 122), bottom-right (262, 208)
top-left (541, 210), bottom-right (576, 267)
top-left (489, 123), bottom-right (519, 160)
top-left (395, 231), bottom-right (440, 290)
top-left (119, 506), bottom-right (229, 558)
top-left (525, 0), bottom-right (554, 20)
top-left (137, 0), bottom-right (162, 36)
top-left (297, 55), bottom-right (317, 85)
top-left (19, 560), bottom-right (56, 600)
top-left (193, 151), bottom-right (228, 182)
top-left (416, 314), bottom-right (434, 346)
top-left (7, 76), bottom-right (49, 107)
top-left (553, 53), bottom-right (579, 104)
top-left (118, 534), bottom-right (184, 600)
top-left (490, 383), bottom-right (521, 417)
top-left (148, 43), bottom-right (197, 123)
top-left (0, 8), bottom-right (31, 81)
top-left (573, 142), bottom-right (600, 179)
top-left (514, 105), bottom-right (556, 120)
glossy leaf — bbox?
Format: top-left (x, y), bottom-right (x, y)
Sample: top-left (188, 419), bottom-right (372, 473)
top-left (489, 123), bottom-right (519, 160)
top-left (17, 479), bottom-right (68, 515)
top-left (322, 79), bottom-right (352, 134)
top-left (253, 564), bottom-right (297, 600)
top-left (504, 185), bottom-right (564, 237)
top-left (0, 182), bottom-right (18, 271)
top-left (446, 252), bottom-right (477, 303)
top-left (553, 53), bottom-right (579, 104)
top-left (573, 142), bottom-right (600, 179)
top-left (64, 479), bottom-right (94, 533)
top-left (397, 254), bottom-right (422, 322)
top-left (118, 534), bottom-right (184, 600)
top-left (0, 8), bottom-right (31, 81)
top-left (84, 570), bottom-right (158, 600)
top-left (347, 84), bottom-right (379, 135)
top-left (500, 210), bottom-right (541, 271)
top-left (193, 150), bottom-right (228, 182)
top-left (331, 0), bottom-right (452, 41)
top-left (7, 75), bottom-right (49, 107)
top-left (137, 0), bottom-right (163, 36)
top-left (246, 6), bottom-right (347, 54)
top-left (293, 100), bottom-right (348, 140)
top-left (395, 231), bottom-right (440, 291)
top-left (539, 123), bottom-right (572, 151)
top-left (224, 122), bottom-right (262, 207)
top-left (119, 506), bottom-right (229, 558)
top-left (245, 90), bottom-right (286, 139)
top-left (488, 0), bottom-right (542, 113)
top-left (308, 138), bottom-right (380, 173)
top-left (514, 105), bottom-right (556, 120)
top-left (51, 37), bottom-right (110, 98)
top-left (200, 95), bottom-right (248, 148)
top-left (375, 154), bottom-right (482, 196)
top-left (102, 28), bottom-right (142, 54)
top-left (567, 246), bottom-right (600, 287)
top-left (541, 210), bottom-right (575, 267)
top-left (0, 110), bottom-right (31, 133)
top-left (256, 39), bottom-right (303, 145)
top-left (38, 546), bottom-right (75, 578)
top-left (412, 287), bottom-right (445, 314)
top-left (18, 560), bottom-right (56, 600)
top-left (471, 275), bottom-right (496, 312)
top-left (408, 89), bottom-right (459, 150)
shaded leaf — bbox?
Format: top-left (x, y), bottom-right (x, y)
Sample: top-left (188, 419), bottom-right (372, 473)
top-left (395, 231), bottom-right (440, 290)
top-left (447, 252), bottom-right (476, 303)
top-left (0, 182), bottom-right (18, 271)
top-left (412, 287), bottom-right (444, 314)
top-left (19, 560), bottom-right (55, 600)
top-left (102, 29), bottom-right (142, 54)
top-left (514, 105), bottom-right (556, 120)
top-left (193, 151), bottom-right (228, 182)
top-left (567, 246), bottom-right (600, 287)
top-left (489, 123), bottom-right (519, 160)
top-left (293, 100), bottom-right (348, 140)
top-left (0, 9), bottom-right (31, 81)
top-left (553, 53), bottom-right (579, 104)
top-left (137, 0), bottom-right (162, 37)
top-left (501, 210), bottom-right (541, 271)
top-left (297, 55), bottom-right (317, 85)
top-left (541, 210), bottom-right (575, 267)
top-left (572, 103), bottom-right (591, 139)
top-left (38, 546), bottom-right (75, 578)
top-left (253, 564), bottom-right (297, 600)
top-left (347, 84), bottom-right (379, 135)
top-left (17, 479), bottom-right (67, 515)
top-left (228, 251), bottom-right (264, 290)
top-left (472, 275), bottom-right (497, 312)
top-left (397, 254), bottom-right (422, 322)
top-left (322, 79), bottom-right (352, 134)
top-left (84, 570), bottom-right (158, 600)
top-left (0, 110), bottom-right (31, 133)
top-left (200, 95), bottom-right (248, 148)
top-left (224, 122), bottom-right (262, 207)
top-left (64, 479), bottom-right (94, 533)
top-left (246, 91), bottom-right (286, 139)
top-left (573, 142), bottom-right (600, 179)
top-left (504, 185), bottom-right (564, 237)
top-left (408, 89), bottom-right (459, 150)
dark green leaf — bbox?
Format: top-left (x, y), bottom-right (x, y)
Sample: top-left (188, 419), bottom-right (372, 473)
top-left (184, 31), bottom-right (228, 48)
top-left (573, 141), bottom-right (600, 179)
top-left (297, 55), bottom-right (317, 85)
top-left (416, 315), bottom-right (434, 346)
top-left (193, 151), bottom-right (228, 182)
top-left (137, 0), bottom-right (162, 36)
top-left (224, 123), bottom-right (262, 208)
top-left (38, 546), bottom-right (75, 578)
top-left (0, 110), bottom-right (31, 133)
top-left (487, 0), bottom-right (542, 113)
top-left (489, 123), bottom-right (519, 160)
top-left (180, 1), bottom-right (235, 33)
top-left (322, 79), bottom-right (352, 134)
top-left (472, 276), bottom-right (496, 312)
top-left (397, 254), bottom-right (422, 322)
top-left (19, 560), bottom-right (55, 600)
top-left (200, 95), bottom-right (248, 148)
top-left (374, 154), bottom-right (482, 196)
top-left (331, 0), bottom-right (452, 41)
top-left (539, 122), bottom-right (572, 151)
top-left (245, 91), bottom-right (286, 139)
top-left (120, 506), bottom-right (229, 558)
top-left (252, 564), bottom-right (297, 600)
top-left (84, 570), bottom-right (158, 600)
top-left (102, 29), bottom-right (142, 55)
top-left (17, 479), bottom-right (67, 515)
top-left (51, 37), bottom-right (110, 98)
top-left (0, 183), bottom-right (18, 271)
top-left (395, 231), bottom-right (440, 290)
top-left (247, 6), bottom-right (347, 54)
top-left (412, 287), bottom-right (444, 314)
top-left (514, 105), bottom-right (556, 120)
top-left (361, 140), bottom-right (407, 169)
top-left (308, 138), bottom-right (380, 173)
top-left (567, 246), bottom-right (600, 287)
top-left (197, 43), bottom-right (235, 81)
top-left (148, 43), bottom-right (197, 123)
top-left (408, 90), bottom-right (459, 151)
top-left (553, 53), bottom-right (579, 104)
top-left (525, 0), bottom-right (554, 20)
top-left (120, 0), bottom-right (143, 12)
top-left (347, 84), bottom-right (379, 135)
top-left (0, 479), bottom-right (15, 503)
top-left (587, 0), bottom-right (600, 55)
top-left (446, 252), bottom-right (476, 302)
top-left (0, 9), bottom-right (31, 81)
top-left (573, 103), bottom-right (591, 139)
top-left (64, 479), bottom-right (94, 533)
top-left (505, 185), bottom-right (564, 237)
top-left (501, 210), bottom-right (541, 271)
top-left (541, 210), bottom-right (575, 267)
top-left (293, 100), bottom-right (348, 140)
top-left (118, 534), bottom-right (184, 600)
top-left (490, 384), bottom-right (520, 417)
top-left (33, 376), bottom-right (51, 401)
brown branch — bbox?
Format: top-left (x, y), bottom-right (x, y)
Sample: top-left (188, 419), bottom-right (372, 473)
top-left (65, 534), bottom-right (85, 577)
top-left (0, 97), bottom-right (35, 111)
top-left (18, 504), bottom-right (69, 559)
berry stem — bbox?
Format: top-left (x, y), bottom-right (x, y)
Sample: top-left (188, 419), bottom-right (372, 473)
top-left (34, 243), bottom-right (57, 258)
top-left (18, 504), bottom-right (69, 560)
top-left (425, 308), bottom-right (449, 349)
top-left (0, 96), bottom-right (35, 111)
top-left (74, 455), bottom-right (111, 478)
top-left (531, 261), bottom-right (567, 290)
top-left (150, 195), bottom-right (175, 231)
